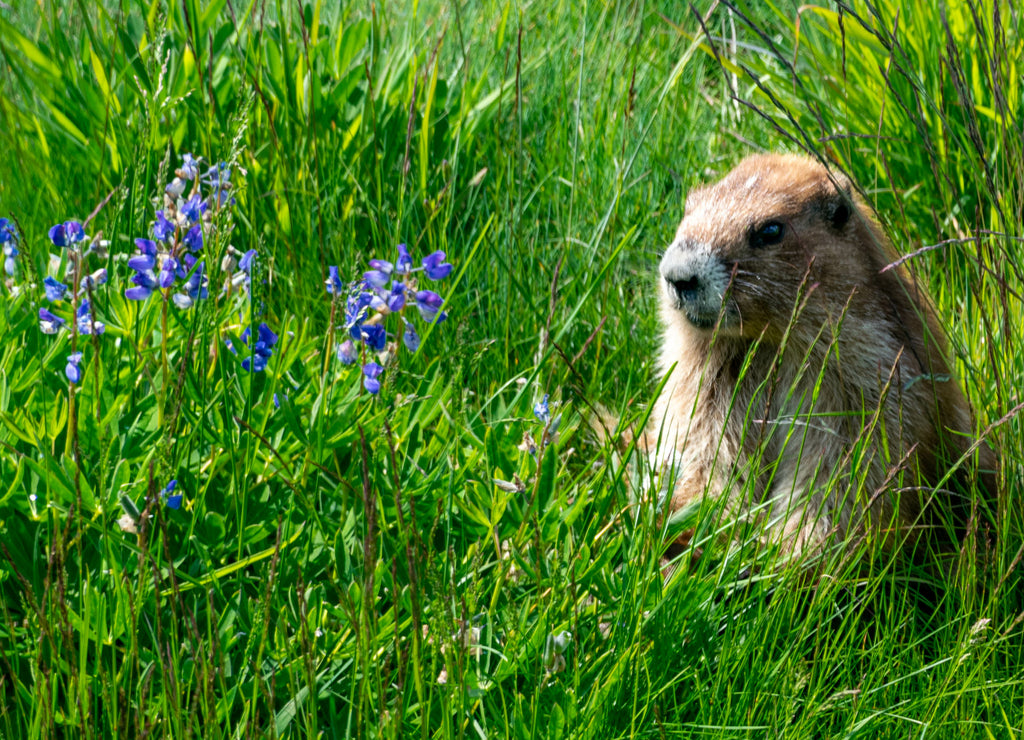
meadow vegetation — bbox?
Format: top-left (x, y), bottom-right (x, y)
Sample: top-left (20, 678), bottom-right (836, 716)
top-left (0, 0), bottom-right (1021, 737)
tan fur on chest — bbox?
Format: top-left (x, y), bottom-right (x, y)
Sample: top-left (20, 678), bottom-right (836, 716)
top-left (651, 154), bottom-right (995, 554)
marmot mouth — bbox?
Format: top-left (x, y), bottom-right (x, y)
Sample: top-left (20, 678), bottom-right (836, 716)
top-left (684, 310), bottom-right (719, 330)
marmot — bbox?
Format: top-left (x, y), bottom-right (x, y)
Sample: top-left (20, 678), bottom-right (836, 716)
top-left (651, 153), bottom-right (996, 554)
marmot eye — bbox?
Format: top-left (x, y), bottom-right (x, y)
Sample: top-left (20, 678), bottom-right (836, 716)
top-left (751, 221), bottom-right (785, 248)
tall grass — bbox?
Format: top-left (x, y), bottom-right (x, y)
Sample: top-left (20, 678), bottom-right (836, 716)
top-left (0, 0), bottom-right (1021, 737)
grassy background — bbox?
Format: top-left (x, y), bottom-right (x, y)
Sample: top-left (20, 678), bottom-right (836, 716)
top-left (0, 0), bottom-right (1022, 737)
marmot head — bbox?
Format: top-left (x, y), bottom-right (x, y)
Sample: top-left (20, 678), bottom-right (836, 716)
top-left (660, 154), bottom-right (885, 342)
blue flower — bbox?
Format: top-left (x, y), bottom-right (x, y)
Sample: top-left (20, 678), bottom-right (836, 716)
top-left (65, 352), bottom-right (83, 384)
top-left (175, 252), bottom-right (198, 280)
top-left (0, 218), bottom-right (16, 245)
top-left (325, 265), bottom-right (344, 295)
top-left (337, 339), bottom-right (358, 365)
top-left (126, 270), bottom-right (159, 301)
top-left (402, 317), bottom-right (420, 352)
top-left (345, 289), bottom-right (373, 339)
top-left (362, 362), bottom-right (383, 394)
top-left (49, 221), bottom-right (86, 248)
top-left (80, 268), bottom-right (108, 291)
top-left (129, 239), bottom-right (159, 269)
top-left (239, 249), bottom-right (257, 273)
top-left (166, 178), bottom-right (187, 198)
top-left (76, 300), bottom-right (105, 335)
top-left (202, 163), bottom-right (234, 208)
top-left (183, 223), bottom-right (203, 251)
top-left (414, 290), bottom-right (446, 323)
top-left (422, 251), bottom-right (453, 280)
top-left (172, 261), bottom-right (208, 309)
top-left (0, 219), bottom-right (18, 275)
top-left (534, 394), bottom-right (551, 424)
top-left (180, 194), bottom-right (204, 223)
top-left (395, 244), bottom-right (413, 275)
top-left (386, 282), bottom-right (406, 312)
top-left (212, 188), bottom-right (234, 208)
top-left (126, 239), bottom-right (161, 301)
top-left (241, 322), bottom-right (278, 372)
top-left (361, 323), bottom-right (387, 351)
top-left (39, 308), bottom-right (65, 334)
top-left (153, 211), bottom-right (175, 241)
top-left (43, 276), bottom-right (68, 302)
top-left (159, 257), bottom-right (178, 289)
top-left (2, 242), bottom-right (16, 276)
top-left (162, 479), bottom-right (182, 509)
top-left (365, 256), bottom-right (395, 287)
top-left (202, 163), bottom-right (230, 188)
top-left (180, 154), bottom-right (200, 180)
top-left (330, 243), bottom-right (454, 377)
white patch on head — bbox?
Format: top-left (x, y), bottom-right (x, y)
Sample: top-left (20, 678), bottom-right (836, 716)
top-left (743, 174), bottom-right (760, 190)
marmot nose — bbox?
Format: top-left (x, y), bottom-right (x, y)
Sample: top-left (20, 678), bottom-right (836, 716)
top-left (669, 275), bottom-right (701, 304)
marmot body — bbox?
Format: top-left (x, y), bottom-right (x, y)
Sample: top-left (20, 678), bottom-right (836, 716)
top-left (653, 153), bottom-right (995, 552)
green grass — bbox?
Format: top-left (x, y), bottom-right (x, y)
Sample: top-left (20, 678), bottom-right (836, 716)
top-left (0, 0), bottom-right (1022, 737)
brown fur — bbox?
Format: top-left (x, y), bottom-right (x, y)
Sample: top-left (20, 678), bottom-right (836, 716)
top-left (650, 153), bottom-right (996, 554)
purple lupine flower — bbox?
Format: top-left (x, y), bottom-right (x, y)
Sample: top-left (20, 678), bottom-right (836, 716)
top-left (361, 323), bottom-right (387, 351)
top-left (386, 282), bottom-right (406, 312)
top-left (345, 289), bottom-right (373, 339)
top-left (202, 163), bottom-right (230, 188)
top-left (325, 265), bottom-right (344, 295)
top-left (212, 188), bottom-right (234, 208)
top-left (158, 257), bottom-right (178, 289)
top-left (153, 211), bottom-right (175, 241)
top-left (80, 268), bottom-right (108, 291)
top-left (414, 290), bottom-right (446, 323)
top-left (76, 300), bottom-right (105, 335)
top-left (162, 479), bottom-right (182, 509)
top-left (362, 362), bottom-right (383, 394)
top-left (534, 394), bottom-right (551, 424)
top-left (129, 239), bottom-right (159, 270)
top-left (241, 322), bottom-right (278, 372)
top-left (49, 221), bottom-right (86, 248)
top-left (43, 276), bottom-right (68, 302)
top-left (180, 194), bottom-right (204, 223)
top-left (239, 249), bottom-right (256, 273)
top-left (180, 154), bottom-right (200, 180)
top-left (175, 252), bottom-right (198, 280)
top-left (395, 244), bottom-right (413, 275)
top-left (422, 251), bottom-right (453, 280)
top-left (166, 178), bottom-right (187, 198)
top-left (126, 269), bottom-right (159, 301)
top-left (126, 239), bottom-right (161, 300)
top-left (402, 317), bottom-right (420, 352)
top-left (0, 218), bottom-right (15, 245)
top-left (0, 219), bottom-right (17, 275)
top-left (183, 223), bottom-right (203, 251)
top-left (2, 242), bottom-right (16, 276)
top-left (364, 260), bottom-right (392, 289)
top-left (39, 307), bottom-right (65, 334)
top-left (337, 339), bottom-right (358, 365)
top-left (172, 261), bottom-right (208, 309)
top-left (65, 352), bottom-right (83, 384)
